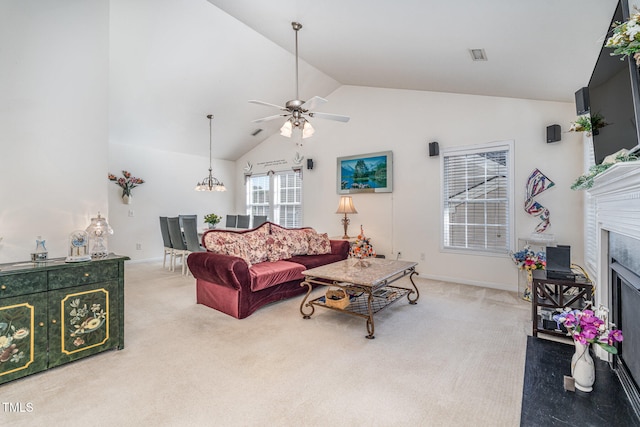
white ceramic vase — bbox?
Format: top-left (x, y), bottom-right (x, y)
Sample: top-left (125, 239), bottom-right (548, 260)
top-left (122, 194), bottom-right (132, 204)
top-left (571, 340), bottom-right (595, 392)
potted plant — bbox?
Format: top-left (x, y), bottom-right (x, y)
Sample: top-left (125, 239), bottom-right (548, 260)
top-left (568, 113), bottom-right (608, 136)
top-left (204, 213), bottom-right (221, 229)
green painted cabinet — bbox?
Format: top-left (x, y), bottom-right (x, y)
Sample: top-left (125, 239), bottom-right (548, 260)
top-left (0, 255), bottom-right (128, 385)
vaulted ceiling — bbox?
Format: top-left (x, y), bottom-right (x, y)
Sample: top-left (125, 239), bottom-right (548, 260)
top-left (208, 0), bottom-right (617, 101)
top-left (204, 0), bottom-right (619, 159)
top-left (112, 1), bottom-right (620, 160)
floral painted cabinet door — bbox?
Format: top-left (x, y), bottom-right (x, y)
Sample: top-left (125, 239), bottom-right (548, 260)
top-left (0, 292), bottom-right (48, 383)
top-left (47, 281), bottom-right (118, 368)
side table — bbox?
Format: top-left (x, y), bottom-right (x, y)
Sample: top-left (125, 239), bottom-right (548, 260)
top-left (531, 270), bottom-right (593, 338)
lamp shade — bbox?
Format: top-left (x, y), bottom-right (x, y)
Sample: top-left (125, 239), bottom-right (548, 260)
top-left (302, 121), bottom-right (315, 138)
top-left (280, 120), bottom-right (293, 137)
top-left (336, 196), bottom-right (358, 214)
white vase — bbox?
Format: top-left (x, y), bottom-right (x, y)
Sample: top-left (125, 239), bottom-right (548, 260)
top-left (122, 194), bottom-right (132, 204)
top-left (571, 340), bottom-right (595, 392)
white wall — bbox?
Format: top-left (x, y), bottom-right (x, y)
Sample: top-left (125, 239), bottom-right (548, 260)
top-left (0, 0), bottom-right (109, 264)
top-left (107, 143), bottom-right (234, 260)
top-left (107, 0), bottom-right (337, 261)
top-left (236, 86), bottom-right (584, 291)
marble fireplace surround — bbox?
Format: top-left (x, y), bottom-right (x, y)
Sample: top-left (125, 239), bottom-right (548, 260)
top-left (587, 160), bottom-right (640, 415)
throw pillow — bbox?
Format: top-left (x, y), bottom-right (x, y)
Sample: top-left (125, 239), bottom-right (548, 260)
top-left (268, 225), bottom-right (312, 261)
top-left (267, 225), bottom-right (293, 261)
top-left (242, 223), bottom-right (270, 265)
top-left (307, 232), bottom-right (332, 255)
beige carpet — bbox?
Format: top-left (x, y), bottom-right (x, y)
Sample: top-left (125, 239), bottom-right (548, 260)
top-left (2, 260), bottom-right (530, 426)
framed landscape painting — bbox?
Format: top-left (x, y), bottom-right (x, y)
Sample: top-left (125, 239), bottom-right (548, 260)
top-left (337, 151), bottom-right (393, 194)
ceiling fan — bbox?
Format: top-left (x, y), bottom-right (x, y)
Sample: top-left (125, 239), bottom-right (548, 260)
top-left (249, 21), bottom-right (350, 140)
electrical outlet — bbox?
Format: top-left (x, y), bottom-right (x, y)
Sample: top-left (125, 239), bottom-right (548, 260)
top-left (420, 253), bottom-right (425, 261)
top-left (136, 243), bottom-right (142, 250)
top-left (128, 210), bottom-right (134, 217)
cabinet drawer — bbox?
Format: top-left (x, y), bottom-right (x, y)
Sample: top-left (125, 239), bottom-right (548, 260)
top-left (0, 271), bottom-right (47, 298)
top-left (48, 262), bottom-right (119, 290)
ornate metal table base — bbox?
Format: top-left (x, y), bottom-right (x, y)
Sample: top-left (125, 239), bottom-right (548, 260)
top-left (299, 259), bottom-right (419, 339)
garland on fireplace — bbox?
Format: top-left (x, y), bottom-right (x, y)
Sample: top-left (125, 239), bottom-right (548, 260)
top-left (571, 152), bottom-right (638, 190)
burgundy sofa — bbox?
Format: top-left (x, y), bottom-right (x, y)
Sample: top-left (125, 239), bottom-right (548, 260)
top-left (187, 222), bottom-right (349, 319)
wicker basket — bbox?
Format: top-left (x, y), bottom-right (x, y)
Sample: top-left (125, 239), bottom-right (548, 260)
top-left (324, 287), bottom-right (350, 309)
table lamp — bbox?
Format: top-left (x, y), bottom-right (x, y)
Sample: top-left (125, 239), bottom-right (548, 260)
top-left (336, 196), bottom-right (358, 239)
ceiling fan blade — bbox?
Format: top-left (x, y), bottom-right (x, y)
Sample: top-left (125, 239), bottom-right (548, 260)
top-left (301, 96), bottom-right (327, 111)
top-left (309, 112), bottom-right (350, 123)
top-left (252, 114), bottom-right (290, 123)
top-left (249, 100), bottom-right (287, 111)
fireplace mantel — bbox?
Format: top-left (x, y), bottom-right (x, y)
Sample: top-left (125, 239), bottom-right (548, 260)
top-left (587, 160), bottom-right (640, 240)
top-left (585, 160), bottom-right (640, 362)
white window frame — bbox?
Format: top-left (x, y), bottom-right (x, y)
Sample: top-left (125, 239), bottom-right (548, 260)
top-left (440, 140), bottom-right (515, 256)
top-left (246, 170), bottom-right (303, 227)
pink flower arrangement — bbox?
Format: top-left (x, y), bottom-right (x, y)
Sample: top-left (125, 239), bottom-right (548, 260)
top-left (108, 170), bottom-right (144, 197)
top-left (553, 308), bottom-right (624, 354)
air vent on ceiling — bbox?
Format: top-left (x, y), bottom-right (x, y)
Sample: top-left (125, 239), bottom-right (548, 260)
top-left (251, 128), bottom-right (263, 136)
top-left (469, 49), bottom-right (487, 61)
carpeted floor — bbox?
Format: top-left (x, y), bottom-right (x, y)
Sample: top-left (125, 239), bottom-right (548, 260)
top-left (1, 260), bottom-right (531, 426)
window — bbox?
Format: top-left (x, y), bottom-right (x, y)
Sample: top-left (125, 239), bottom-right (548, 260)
top-left (441, 141), bottom-right (514, 254)
top-left (246, 170), bottom-right (303, 227)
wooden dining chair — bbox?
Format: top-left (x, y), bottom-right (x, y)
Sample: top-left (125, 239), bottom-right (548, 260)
top-left (159, 216), bottom-right (174, 269)
top-left (182, 216), bottom-right (204, 277)
top-left (167, 217), bottom-right (188, 274)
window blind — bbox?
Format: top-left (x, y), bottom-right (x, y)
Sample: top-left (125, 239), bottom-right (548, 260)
top-left (442, 144), bottom-right (512, 254)
top-left (246, 171), bottom-right (303, 228)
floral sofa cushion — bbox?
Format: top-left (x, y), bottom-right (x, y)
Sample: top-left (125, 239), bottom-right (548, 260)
top-left (203, 223), bottom-right (270, 267)
top-left (248, 260), bottom-right (305, 292)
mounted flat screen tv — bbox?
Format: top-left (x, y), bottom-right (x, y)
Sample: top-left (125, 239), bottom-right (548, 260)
top-left (588, 0), bottom-right (640, 164)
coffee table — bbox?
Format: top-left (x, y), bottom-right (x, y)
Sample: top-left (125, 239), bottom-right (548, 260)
top-left (299, 258), bottom-right (419, 339)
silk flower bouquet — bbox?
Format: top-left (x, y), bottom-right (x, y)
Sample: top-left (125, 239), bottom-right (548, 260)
top-left (510, 245), bottom-right (546, 271)
top-left (553, 308), bottom-right (623, 354)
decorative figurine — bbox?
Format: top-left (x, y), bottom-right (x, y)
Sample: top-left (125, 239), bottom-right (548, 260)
top-left (66, 230), bottom-right (92, 262)
top-left (31, 236), bottom-right (48, 263)
top-left (85, 212), bottom-right (113, 258)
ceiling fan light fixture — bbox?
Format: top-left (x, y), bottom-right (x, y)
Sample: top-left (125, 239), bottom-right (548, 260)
top-left (249, 22), bottom-right (350, 140)
top-left (280, 120), bottom-right (293, 137)
top-left (302, 121), bottom-right (314, 139)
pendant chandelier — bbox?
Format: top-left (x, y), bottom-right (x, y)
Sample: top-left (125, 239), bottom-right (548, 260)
top-left (195, 114), bottom-right (226, 192)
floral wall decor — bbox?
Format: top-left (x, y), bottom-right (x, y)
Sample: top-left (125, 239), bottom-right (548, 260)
top-left (108, 170), bottom-right (144, 202)
top-left (606, 10), bottom-right (640, 66)
top-left (524, 168), bottom-right (555, 233)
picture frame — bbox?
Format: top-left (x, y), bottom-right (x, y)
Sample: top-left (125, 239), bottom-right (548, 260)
top-left (337, 151), bottom-right (393, 194)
